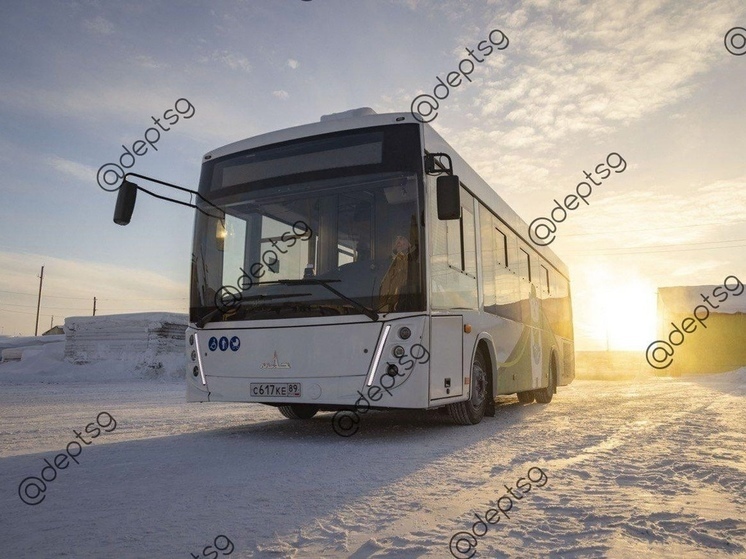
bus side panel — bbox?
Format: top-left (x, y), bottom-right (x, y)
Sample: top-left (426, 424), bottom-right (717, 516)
top-left (428, 315), bottom-right (463, 401)
top-left (558, 337), bottom-right (575, 386)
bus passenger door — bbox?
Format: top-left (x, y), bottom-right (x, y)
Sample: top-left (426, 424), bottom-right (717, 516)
top-left (429, 315), bottom-right (463, 400)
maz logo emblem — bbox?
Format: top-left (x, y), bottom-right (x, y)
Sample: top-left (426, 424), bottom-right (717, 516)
top-left (261, 351), bottom-right (291, 369)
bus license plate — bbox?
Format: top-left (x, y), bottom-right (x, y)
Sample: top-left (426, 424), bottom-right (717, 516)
top-left (250, 383), bottom-right (301, 397)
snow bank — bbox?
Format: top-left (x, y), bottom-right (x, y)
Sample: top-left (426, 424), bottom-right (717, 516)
top-left (0, 313), bottom-right (188, 382)
top-left (0, 334), bottom-right (65, 361)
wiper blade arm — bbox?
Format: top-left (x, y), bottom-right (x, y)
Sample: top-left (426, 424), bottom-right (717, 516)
top-left (195, 292), bottom-right (312, 328)
top-left (277, 279), bottom-right (379, 321)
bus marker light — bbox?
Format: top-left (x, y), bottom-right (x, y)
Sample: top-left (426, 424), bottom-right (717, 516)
top-left (194, 333), bottom-right (208, 385)
top-left (365, 324), bottom-right (391, 386)
top-left (464, 324), bottom-right (472, 333)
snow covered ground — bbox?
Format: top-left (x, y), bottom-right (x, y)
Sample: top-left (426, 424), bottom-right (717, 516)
top-left (0, 351), bottom-right (744, 558)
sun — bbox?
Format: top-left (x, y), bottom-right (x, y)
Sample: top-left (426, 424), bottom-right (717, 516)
top-left (578, 266), bottom-right (657, 351)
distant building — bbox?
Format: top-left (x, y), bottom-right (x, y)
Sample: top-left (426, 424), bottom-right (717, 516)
top-left (42, 325), bottom-right (64, 336)
top-left (656, 282), bottom-right (746, 375)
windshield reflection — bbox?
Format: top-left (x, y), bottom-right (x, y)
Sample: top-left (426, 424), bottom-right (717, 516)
top-left (190, 173), bottom-right (424, 324)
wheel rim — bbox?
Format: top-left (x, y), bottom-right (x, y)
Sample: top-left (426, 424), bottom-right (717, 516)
top-left (471, 359), bottom-right (487, 409)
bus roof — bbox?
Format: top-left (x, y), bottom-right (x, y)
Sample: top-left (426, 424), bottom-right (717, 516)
top-left (202, 110), bottom-right (419, 161)
top-left (203, 109), bottom-right (569, 279)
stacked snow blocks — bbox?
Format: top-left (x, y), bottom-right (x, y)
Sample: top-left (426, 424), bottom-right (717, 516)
top-left (64, 312), bottom-right (188, 374)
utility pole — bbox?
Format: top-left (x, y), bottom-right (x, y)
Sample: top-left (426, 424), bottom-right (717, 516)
top-left (50, 315), bottom-right (54, 329)
top-left (93, 297), bottom-right (97, 316)
top-left (34, 265), bottom-right (44, 336)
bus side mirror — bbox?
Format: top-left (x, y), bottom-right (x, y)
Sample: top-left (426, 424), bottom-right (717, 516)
top-left (113, 180), bottom-right (138, 226)
top-left (436, 175), bottom-right (461, 220)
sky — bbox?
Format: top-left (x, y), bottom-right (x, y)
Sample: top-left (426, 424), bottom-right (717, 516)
top-left (0, 0), bottom-right (744, 350)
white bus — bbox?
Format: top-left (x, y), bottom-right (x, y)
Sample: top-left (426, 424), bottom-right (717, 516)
top-left (117, 107), bottom-right (574, 425)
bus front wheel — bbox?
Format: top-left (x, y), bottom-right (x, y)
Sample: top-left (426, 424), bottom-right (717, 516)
top-left (278, 404), bottom-right (319, 419)
top-left (448, 351), bottom-right (489, 425)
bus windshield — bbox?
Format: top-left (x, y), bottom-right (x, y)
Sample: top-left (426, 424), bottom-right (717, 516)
top-left (190, 171), bottom-right (423, 324)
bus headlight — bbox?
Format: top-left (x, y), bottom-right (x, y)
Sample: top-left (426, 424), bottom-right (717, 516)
top-left (392, 345), bottom-right (405, 358)
top-left (398, 327), bottom-right (411, 340)
top-left (189, 334), bottom-right (194, 346)
top-left (387, 364), bottom-right (399, 376)
top-left (191, 350), bottom-right (197, 362)
top-left (192, 366), bottom-right (200, 377)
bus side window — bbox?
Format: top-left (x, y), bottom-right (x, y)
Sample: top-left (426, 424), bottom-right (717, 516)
top-left (519, 248), bottom-right (531, 282)
top-left (429, 178), bottom-right (477, 309)
top-left (491, 217), bottom-right (521, 322)
top-left (505, 229), bottom-right (518, 274)
top-left (446, 219), bottom-right (461, 270)
top-left (479, 204), bottom-right (496, 309)
top-left (541, 265), bottom-right (550, 297)
top-left (494, 227), bottom-right (507, 268)
top-left (461, 204), bottom-right (476, 277)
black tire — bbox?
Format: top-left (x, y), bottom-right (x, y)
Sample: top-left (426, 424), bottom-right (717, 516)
top-left (448, 350), bottom-right (489, 425)
top-left (517, 391), bottom-right (534, 404)
top-left (278, 404), bottom-right (319, 419)
top-left (534, 357), bottom-right (557, 404)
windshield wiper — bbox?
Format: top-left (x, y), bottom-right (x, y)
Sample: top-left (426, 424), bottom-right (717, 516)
top-left (277, 279), bottom-right (379, 321)
top-left (195, 292), bottom-right (312, 328)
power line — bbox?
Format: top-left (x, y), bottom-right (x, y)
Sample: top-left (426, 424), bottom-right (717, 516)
top-left (0, 306), bottom-right (186, 316)
top-left (561, 219), bottom-right (746, 238)
top-left (565, 242), bottom-right (746, 255)
top-left (0, 290), bottom-right (91, 299)
top-left (0, 302), bottom-right (98, 311)
top-left (0, 289), bottom-right (187, 301)
top-left (0, 308), bottom-right (39, 315)
top-left (0, 300), bottom-right (185, 310)
top-left (569, 238), bottom-right (746, 253)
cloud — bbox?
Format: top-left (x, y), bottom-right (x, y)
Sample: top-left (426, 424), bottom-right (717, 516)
top-left (287, 59), bottom-right (299, 69)
top-left (272, 90), bottom-right (289, 100)
top-left (82, 16), bottom-right (114, 35)
top-left (473, 0), bottom-right (739, 153)
top-left (555, 175), bottom-right (746, 258)
top-left (378, 0), bottom-right (745, 230)
top-left (206, 50), bottom-right (251, 73)
top-left (133, 54), bottom-right (164, 69)
top-left (387, 0), bottom-right (423, 9)
top-left (46, 156), bottom-right (95, 184)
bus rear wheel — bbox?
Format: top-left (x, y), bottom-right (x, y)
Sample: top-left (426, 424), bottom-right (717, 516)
top-left (278, 404), bottom-right (319, 419)
top-left (448, 350), bottom-right (489, 425)
top-left (534, 358), bottom-right (557, 404)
